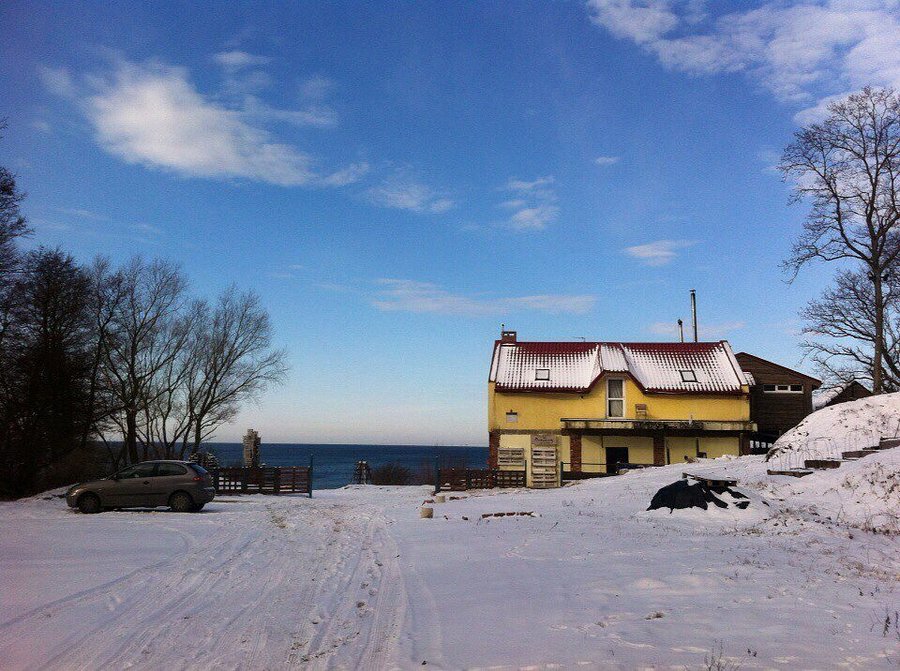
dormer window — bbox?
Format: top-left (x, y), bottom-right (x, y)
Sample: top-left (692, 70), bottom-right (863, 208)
top-left (535, 368), bottom-right (550, 381)
top-left (680, 370), bottom-right (698, 382)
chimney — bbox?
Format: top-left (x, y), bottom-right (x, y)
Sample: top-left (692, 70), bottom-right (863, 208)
top-left (690, 289), bottom-right (698, 342)
top-left (677, 319), bottom-right (684, 343)
top-left (500, 329), bottom-right (517, 343)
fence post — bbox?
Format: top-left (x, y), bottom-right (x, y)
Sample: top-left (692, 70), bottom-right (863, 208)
top-left (241, 468), bottom-right (248, 494)
top-left (434, 456), bottom-right (440, 495)
top-left (308, 455), bottom-right (313, 498)
top-left (274, 467), bottom-right (281, 495)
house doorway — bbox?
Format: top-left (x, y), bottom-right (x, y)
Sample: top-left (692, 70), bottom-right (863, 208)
top-left (605, 447), bottom-right (628, 474)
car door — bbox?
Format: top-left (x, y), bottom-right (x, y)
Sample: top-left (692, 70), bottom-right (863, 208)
top-left (116, 463), bottom-right (159, 507)
top-left (153, 463), bottom-right (189, 506)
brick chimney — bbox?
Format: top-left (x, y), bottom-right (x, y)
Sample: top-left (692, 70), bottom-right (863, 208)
top-left (500, 329), bottom-right (517, 343)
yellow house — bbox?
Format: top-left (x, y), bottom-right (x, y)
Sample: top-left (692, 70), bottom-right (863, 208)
top-left (488, 331), bottom-right (755, 487)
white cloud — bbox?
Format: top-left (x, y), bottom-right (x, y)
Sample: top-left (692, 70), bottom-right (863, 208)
top-left (586, 1), bottom-right (900, 117)
top-left (624, 239), bottom-right (697, 266)
top-left (212, 51), bottom-right (273, 70)
top-left (647, 319), bottom-right (745, 338)
top-left (372, 279), bottom-right (595, 316)
top-left (301, 75), bottom-right (336, 100)
top-left (594, 155), bottom-right (621, 165)
top-left (499, 175), bottom-right (559, 231)
top-left (38, 66), bottom-right (76, 98)
top-left (367, 177), bottom-right (453, 213)
top-left (508, 204), bottom-right (560, 231)
top-left (41, 58), bottom-right (360, 187)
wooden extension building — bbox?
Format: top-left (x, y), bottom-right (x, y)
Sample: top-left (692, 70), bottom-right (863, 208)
top-left (733, 352), bottom-right (821, 442)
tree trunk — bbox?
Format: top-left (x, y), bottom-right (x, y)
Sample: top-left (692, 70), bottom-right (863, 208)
top-left (873, 268), bottom-right (884, 393)
top-left (125, 410), bottom-right (139, 464)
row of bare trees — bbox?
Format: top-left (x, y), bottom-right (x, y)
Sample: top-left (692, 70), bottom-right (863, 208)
top-left (781, 87), bottom-right (900, 392)
top-left (0, 127), bottom-right (287, 497)
top-left (91, 257), bottom-right (287, 467)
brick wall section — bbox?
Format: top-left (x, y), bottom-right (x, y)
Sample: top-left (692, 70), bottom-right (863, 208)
top-left (570, 434), bottom-right (582, 472)
top-left (653, 435), bottom-right (665, 466)
top-left (488, 431), bottom-right (500, 469)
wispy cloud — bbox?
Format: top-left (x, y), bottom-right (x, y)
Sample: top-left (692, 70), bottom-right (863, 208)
top-left (594, 155), bottom-right (620, 166)
top-left (624, 239), bottom-right (697, 266)
top-left (212, 51), bottom-right (273, 70)
top-left (499, 175), bottom-right (559, 231)
top-left (648, 320), bottom-right (745, 339)
top-left (50, 206), bottom-right (108, 221)
top-left (40, 57), bottom-right (360, 187)
top-left (586, 1), bottom-right (900, 119)
top-left (367, 177), bottom-right (453, 213)
top-left (372, 279), bottom-right (595, 316)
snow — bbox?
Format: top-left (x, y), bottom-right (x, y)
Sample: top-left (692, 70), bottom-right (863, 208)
top-left (491, 340), bottom-right (747, 393)
top-left (768, 392), bottom-right (900, 466)
top-left (2, 456), bottom-right (899, 670)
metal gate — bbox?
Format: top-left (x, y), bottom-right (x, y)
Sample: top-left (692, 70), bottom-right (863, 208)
top-left (530, 445), bottom-right (559, 488)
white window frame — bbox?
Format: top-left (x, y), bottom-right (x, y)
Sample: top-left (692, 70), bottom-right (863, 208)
top-left (535, 368), bottom-right (550, 381)
top-left (679, 369), bottom-right (697, 382)
top-left (607, 378), bottom-right (625, 418)
top-left (763, 384), bottom-right (803, 393)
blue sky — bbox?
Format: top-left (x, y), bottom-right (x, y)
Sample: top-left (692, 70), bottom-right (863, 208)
top-left (3, 1), bottom-right (899, 444)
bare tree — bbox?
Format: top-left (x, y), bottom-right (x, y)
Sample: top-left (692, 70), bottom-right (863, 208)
top-left (100, 258), bottom-right (189, 464)
top-left (780, 87), bottom-right (900, 392)
top-left (801, 268), bottom-right (900, 391)
top-left (183, 288), bottom-right (287, 454)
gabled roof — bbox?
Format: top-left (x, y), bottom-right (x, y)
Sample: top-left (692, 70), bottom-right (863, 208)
top-left (812, 380), bottom-right (872, 409)
top-left (734, 352), bottom-right (822, 386)
top-left (489, 340), bottom-right (748, 395)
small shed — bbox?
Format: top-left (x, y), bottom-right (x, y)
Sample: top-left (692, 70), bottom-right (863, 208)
top-left (812, 380), bottom-right (873, 410)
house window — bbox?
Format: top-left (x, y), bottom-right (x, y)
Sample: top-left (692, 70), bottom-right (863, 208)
top-left (506, 411), bottom-right (518, 423)
top-left (763, 384), bottom-right (802, 393)
top-left (680, 370), bottom-right (698, 382)
top-left (498, 447), bottom-right (525, 467)
top-left (607, 378), bottom-right (624, 418)
top-left (535, 368), bottom-right (550, 381)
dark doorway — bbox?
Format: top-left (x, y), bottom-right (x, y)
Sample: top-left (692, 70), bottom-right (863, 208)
top-left (605, 447), bottom-right (628, 474)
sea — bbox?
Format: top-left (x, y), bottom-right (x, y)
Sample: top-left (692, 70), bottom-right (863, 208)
top-left (203, 443), bottom-right (488, 490)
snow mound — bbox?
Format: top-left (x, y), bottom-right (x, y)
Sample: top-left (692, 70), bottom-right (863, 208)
top-left (791, 448), bottom-right (900, 532)
top-left (767, 392), bottom-right (900, 465)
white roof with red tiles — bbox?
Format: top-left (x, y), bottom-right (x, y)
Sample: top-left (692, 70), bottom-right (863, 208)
top-left (489, 339), bottom-right (748, 394)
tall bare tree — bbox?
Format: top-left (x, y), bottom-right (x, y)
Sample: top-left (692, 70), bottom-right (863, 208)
top-left (780, 87), bottom-right (900, 392)
top-left (801, 268), bottom-right (899, 391)
top-left (183, 288), bottom-right (287, 454)
top-left (100, 257), bottom-right (189, 464)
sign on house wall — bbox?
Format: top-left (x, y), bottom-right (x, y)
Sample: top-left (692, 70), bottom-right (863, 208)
top-left (531, 434), bottom-right (558, 447)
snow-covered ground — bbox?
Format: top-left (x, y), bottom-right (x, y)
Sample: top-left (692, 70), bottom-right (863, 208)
top-left (2, 451), bottom-right (898, 670)
top-left (767, 392), bottom-right (900, 465)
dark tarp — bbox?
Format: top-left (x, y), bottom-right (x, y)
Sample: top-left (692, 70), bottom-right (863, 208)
top-left (647, 479), bottom-right (739, 512)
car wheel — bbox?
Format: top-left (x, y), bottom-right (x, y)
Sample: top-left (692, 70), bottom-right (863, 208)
top-left (169, 491), bottom-right (193, 513)
top-left (78, 494), bottom-right (101, 514)
top-left (190, 503), bottom-right (205, 512)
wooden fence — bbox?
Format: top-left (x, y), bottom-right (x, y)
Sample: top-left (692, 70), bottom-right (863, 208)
top-left (435, 467), bottom-right (526, 492)
top-left (210, 463), bottom-right (312, 497)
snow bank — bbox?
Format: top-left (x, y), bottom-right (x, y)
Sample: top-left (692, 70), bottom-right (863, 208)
top-left (784, 449), bottom-right (900, 532)
top-left (767, 392), bottom-right (900, 465)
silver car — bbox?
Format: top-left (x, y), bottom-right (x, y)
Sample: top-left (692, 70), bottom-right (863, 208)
top-left (66, 460), bottom-right (216, 514)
